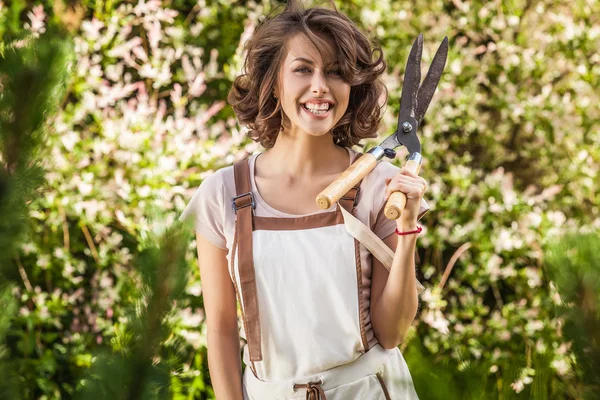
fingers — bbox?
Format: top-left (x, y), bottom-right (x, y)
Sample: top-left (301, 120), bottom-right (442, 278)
top-left (400, 167), bottom-right (419, 178)
top-left (384, 170), bottom-right (428, 200)
top-left (384, 180), bottom-right (424, 200)
top-left (388, 173), bottom-right (427, 191)
top-left (401, 168), bottom-right (428, 191)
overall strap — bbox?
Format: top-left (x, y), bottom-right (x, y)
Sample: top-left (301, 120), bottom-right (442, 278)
top-left (339, 185), bottom-right (361, 214)
top-left (232, 157), bottom-right (262, 362)
top-left (338, 155), bottom-right (367, 350)
top-left (339, 153), bottom-right (364, 213)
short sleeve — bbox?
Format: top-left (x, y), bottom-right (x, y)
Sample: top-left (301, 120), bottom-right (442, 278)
top-left (179, 171), bottom-right (227, 249)
top-left (371, 163), bottom-right (431, 240)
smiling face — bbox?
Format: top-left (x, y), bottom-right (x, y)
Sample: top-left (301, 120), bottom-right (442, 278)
top-left (275, 33), bottom-right (351, 139)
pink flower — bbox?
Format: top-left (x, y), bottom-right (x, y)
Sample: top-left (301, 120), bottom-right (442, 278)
top-left (23, 5), bottom-right (46, 37)
top-left (511, 380), bottom-right (524, 393)
top-left (81, 18), bottom-right (105, 41)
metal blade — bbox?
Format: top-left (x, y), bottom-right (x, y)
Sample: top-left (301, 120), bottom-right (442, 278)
top-left (397, 128), bottom-right (421, 154)
top-left (377, 34), bottom-right (445, 156)
top-left (399, 33), bottom-right (423, 121)
top-left (414, 36), bottom-right (449, 123)
top-left (378, 131), bottom-right (402, 151)
top-left (377, 125), bottom-right (421, 154)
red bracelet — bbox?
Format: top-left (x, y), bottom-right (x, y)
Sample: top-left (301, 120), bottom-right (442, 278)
top-left (395, 225), bottom-right (423, 236)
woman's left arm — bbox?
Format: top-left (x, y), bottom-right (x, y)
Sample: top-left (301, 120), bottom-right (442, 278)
top-left (370, 167), bottom-right (427, 349)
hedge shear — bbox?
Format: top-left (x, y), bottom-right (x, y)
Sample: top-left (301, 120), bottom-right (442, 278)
top-left (316, 33), bottom-right (449, 220)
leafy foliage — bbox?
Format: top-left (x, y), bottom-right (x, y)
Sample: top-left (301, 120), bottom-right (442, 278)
top-left (0, 0), bottom-right (598, 398)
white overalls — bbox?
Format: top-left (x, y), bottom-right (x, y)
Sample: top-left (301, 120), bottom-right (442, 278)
top-left (230, 157), bottom-right (419, 400)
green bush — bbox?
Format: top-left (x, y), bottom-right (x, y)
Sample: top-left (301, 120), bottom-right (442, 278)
top-left (0, 0), bottom-right (598, 398)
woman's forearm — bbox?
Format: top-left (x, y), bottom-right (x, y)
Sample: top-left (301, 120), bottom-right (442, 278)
top-left (371, 219), bottom-right (420, 349)
top-left (207, 332), bottom-right (244, 400)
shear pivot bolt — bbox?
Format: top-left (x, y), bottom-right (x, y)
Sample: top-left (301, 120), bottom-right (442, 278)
top-left (402, 122), bottom-right (413, 132)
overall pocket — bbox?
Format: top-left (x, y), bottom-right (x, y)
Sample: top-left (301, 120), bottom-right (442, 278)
top-left (320, 374), bottom-right (388, 400)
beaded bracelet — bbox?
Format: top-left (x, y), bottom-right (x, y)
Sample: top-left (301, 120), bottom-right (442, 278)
top-left (395, 225), bottom-right (423, 236)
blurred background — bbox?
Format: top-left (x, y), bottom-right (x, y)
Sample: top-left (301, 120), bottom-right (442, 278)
top-left (0, 0), bottom-right (599, 399)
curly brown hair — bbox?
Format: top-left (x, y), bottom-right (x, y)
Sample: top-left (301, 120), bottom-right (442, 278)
top-left (227, 0), bottom-right (388, 149)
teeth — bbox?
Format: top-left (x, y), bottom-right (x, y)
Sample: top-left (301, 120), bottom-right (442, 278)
top-left (302, 103), bottom-right (330, 115)
top-left (304, 102), bottom-right (331, 111)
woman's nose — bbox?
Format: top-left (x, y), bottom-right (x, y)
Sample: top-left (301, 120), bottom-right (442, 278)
top-left (311, 70), bottom-right (329, 95)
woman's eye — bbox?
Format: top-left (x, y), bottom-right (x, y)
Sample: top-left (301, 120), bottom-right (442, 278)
top-left (295, 67), bottom-right (341, 76)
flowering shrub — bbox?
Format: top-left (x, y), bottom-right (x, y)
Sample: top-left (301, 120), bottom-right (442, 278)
top-left (2, 0), bottom-right (253, 397)
top-left (1, 0), bottom-right (598, 398)
top-left (342, 1), bottom-right (599, 397)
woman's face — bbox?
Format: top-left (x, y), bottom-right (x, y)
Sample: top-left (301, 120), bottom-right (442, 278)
top-left (275, 33), bottom-right (350, 139)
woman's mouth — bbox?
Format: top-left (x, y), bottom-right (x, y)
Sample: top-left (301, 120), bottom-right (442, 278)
top-left (301, 103), bottom-right (333, 119)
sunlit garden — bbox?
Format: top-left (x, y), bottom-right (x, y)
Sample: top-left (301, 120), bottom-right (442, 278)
top-left (0, 0), bottom-right (599, 398)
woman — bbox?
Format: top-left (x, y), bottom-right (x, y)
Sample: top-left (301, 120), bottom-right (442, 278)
top-left (180, 1), bottom-right (430, 398)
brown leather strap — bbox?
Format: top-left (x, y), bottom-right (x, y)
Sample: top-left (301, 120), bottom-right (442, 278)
top-left (338, 185), bottom-right (360, 214)
top-left (229, 222), bottom-right (258, 375)
top-left (339, 152), bottom-right (362, 214)
top-left (338, 182), bottom-right (370, 351)
top-left (233, 158), bottom-right (262, 362)
top-left (338, 157), bottom-right (370, 350)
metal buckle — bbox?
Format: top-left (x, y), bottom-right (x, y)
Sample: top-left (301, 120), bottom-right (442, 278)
top-left (231, 192), bottom-right (255, 214)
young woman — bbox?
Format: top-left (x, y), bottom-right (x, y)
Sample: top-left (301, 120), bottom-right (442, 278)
top-left (181, 1), bottom-right (430, 398)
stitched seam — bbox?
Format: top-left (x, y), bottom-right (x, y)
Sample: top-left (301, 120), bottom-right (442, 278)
top-left (354, 237), bottom-right (369, 351)
top-left (232, 218), bottom-right (257, 376)
top-left (218, 169), bottom-right (226, 240)
top-left (376, 373), bottom-right (392, 400)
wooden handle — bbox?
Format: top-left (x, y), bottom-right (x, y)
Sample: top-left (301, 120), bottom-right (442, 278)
top-left (316, 152), bottom-right (378, 209)
top-left (384, 157), bottom-right (422, 220)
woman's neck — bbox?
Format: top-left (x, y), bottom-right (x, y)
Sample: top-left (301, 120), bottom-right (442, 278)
top-left (259, 133), bottom-right (349, 181)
